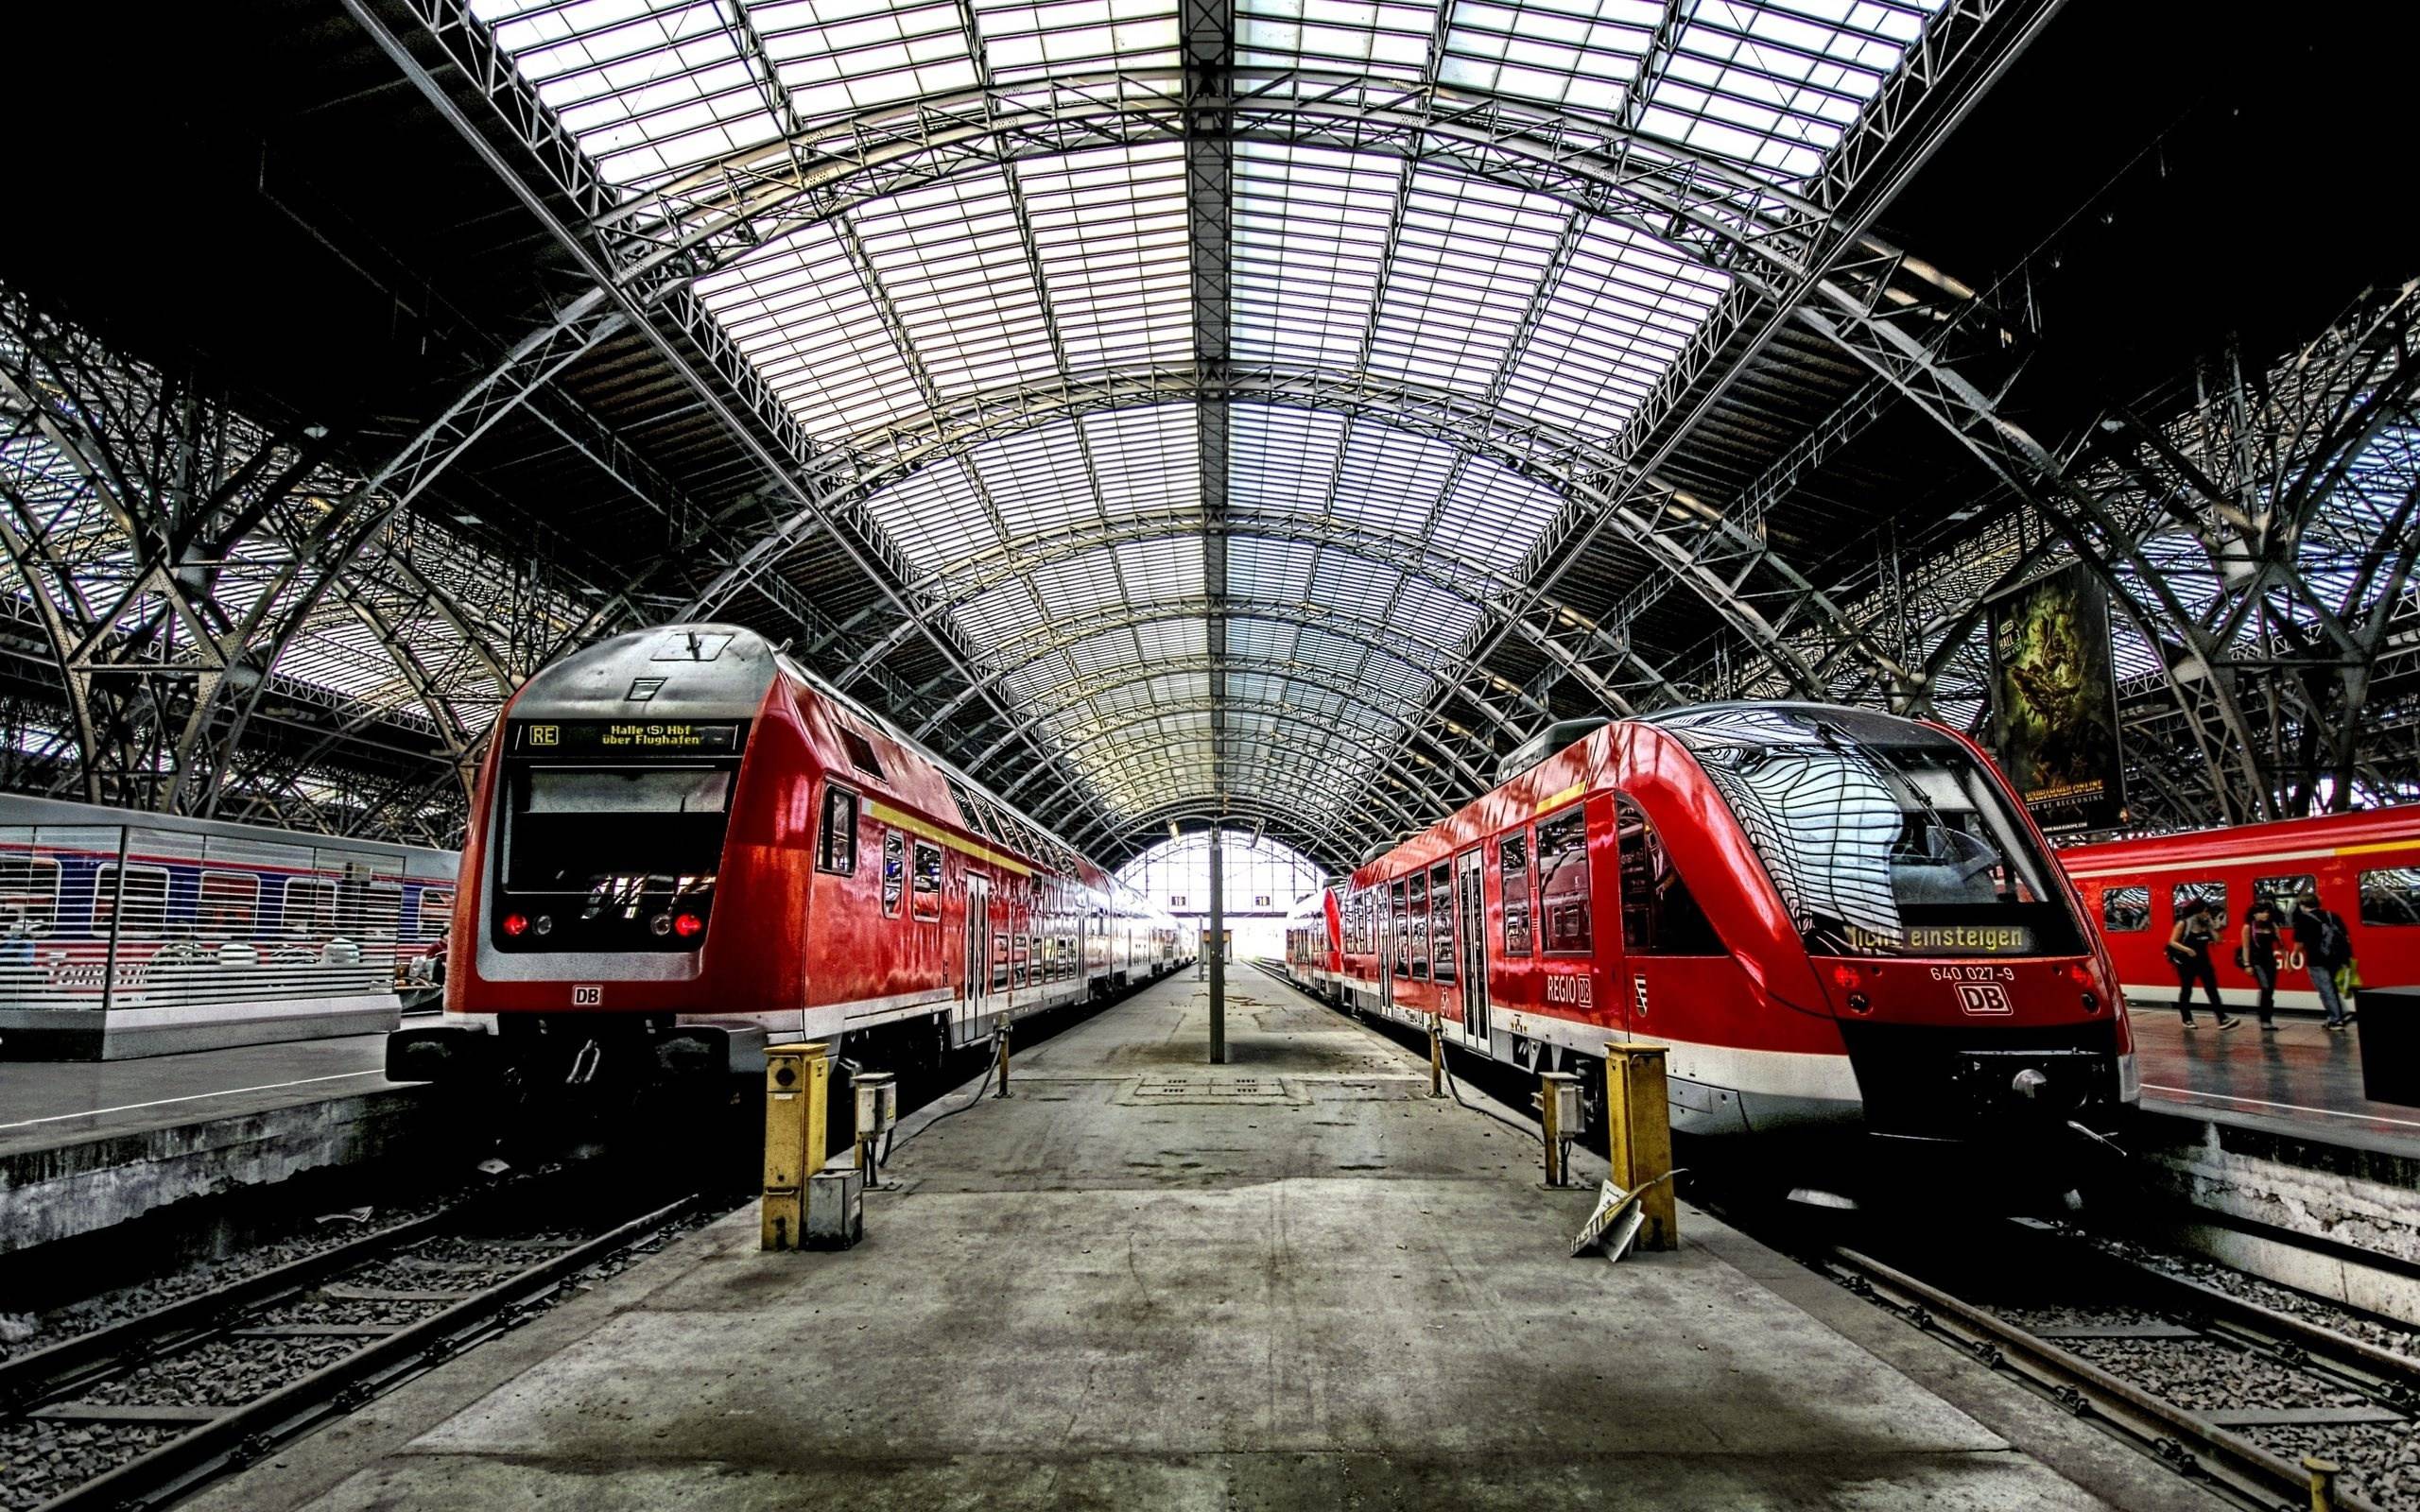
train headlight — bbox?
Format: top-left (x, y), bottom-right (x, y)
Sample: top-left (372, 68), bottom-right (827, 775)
top-left (674, 912), bottom-right (704, 939)
top-left (532, 915), bottom-right (554, 937)
top-left (503, 912), bottom-right (529, 937)
top-left (1845, 990), bottom-right (1872, 1014)
top-left (649, 914), bottom-right (673, 936)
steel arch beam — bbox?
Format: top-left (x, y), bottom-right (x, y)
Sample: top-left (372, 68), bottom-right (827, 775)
top-left (1090, 796), bottom-right (1371, 874)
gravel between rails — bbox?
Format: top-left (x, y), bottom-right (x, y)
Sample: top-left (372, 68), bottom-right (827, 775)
top-left (2087, 1231), bottom-right (2420, 1364)
top-left (0, 1421), bottom-right (178, 1511)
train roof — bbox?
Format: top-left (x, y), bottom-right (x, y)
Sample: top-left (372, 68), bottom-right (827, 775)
top-left (2058, 804), bottom-right (2420, 869)
top-left (0, 792), bottom-right (458, 872)
top-left (1637, 702), bottom-right (1962, 748)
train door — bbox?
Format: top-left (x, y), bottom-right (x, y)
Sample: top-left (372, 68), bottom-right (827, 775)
top-left (1379, 877), bottom-right (1397, 1015)
top-left (959, 872), bottom-right (993, 1046)
top-left (1456, 848), bottom-right (1489, 1048)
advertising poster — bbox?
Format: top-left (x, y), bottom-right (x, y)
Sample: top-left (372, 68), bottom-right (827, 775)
top-left (1986, 562), bottom-right (2126, 832)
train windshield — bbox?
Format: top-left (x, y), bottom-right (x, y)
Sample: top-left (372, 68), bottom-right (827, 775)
top-left (500, 765), bottom-right (735, 937)
top-left (1653, 707), bottom-right (2082, 958)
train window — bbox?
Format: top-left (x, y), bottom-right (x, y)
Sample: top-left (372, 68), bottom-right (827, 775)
top-left (1391, 880), bottom-right (1409, 979)
top-left (2360, 869), bottom-right (2420, 927)
top-left (992, 930), bottom-right (1010, 990)
top-left (0, 852), bottom-right (62, 936)
top-left (881, 831), bottom-right (906, 917)
top-left (912, 841), bottom-right (942, 921)
top-left (1536, 809), bottom-right (1592, 956)
top-left (1614, 796), bottom-right (1720, 954)
top-left (2254, 874), bottom-right (2318, 924)
top-left (1408, 868), bottom-right (1430, 981)
top-left (2100, 885), bottom-right (2150, 933)
top-left (1429, 862), bottom-right (1456, 984)
top-left (1499, 834), bottom-right (1533, 956)
top-left (93, 864), bottom-right (171, 938)
top-left (417, 889), bottom-right (454, 940)
top-left (838, 727), bottom-right (886, 781)
top-left (283, 876), bottom-right (340, 937)
top-left (363, 885), bottom-right (403, 949)
top-left (2170, 881), bottom-right (2226, 923)
top-left (817, 786), bottom-right (859, 875)
top-left (196, 870), bottom-right (260, 939)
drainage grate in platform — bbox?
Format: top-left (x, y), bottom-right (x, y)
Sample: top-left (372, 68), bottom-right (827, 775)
top-left (1123, 1076), bottom-right (1295, 1105)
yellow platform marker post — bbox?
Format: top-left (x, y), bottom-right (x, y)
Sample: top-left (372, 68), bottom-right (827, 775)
top-left (762, 1041), bottom-right (829, 1252)
top-left (1603, 1042), bottom-right (1677, 1251)
top-left (2305, 1455), bottom-right (2342, 1511)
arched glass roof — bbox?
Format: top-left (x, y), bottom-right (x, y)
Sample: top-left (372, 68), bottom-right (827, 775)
top-left (465, 0), bottom-right (1953, 850)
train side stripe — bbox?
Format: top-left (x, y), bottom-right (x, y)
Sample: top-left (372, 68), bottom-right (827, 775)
top-left (865, 799), bottom-right (1036, 878)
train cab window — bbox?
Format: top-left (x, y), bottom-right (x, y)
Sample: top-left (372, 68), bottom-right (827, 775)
top-left (196, 870), bottom-right (259, 939)
top-left (93, 864), bottom-right (171, 938)
top-left (1408, 869), bottom-right (1430, 981)
top-left (1614, 796), bottom-right (1720, 954)
top-left (2170, 881), bottom-right (2226, 923)
top-left (1391, 880), bottom-right (1409, 978)
top-left (838, 727), bottom-right (886, 781)
top-left (912, 840), bottom-right (943, 921)
top-left (0, 852), bottom-right (61, 936)
top-left (1499, 835), bottom-right (1533, 956)
top-left (2254, 874), bottom-right (2318, 926)
top-left (1429, 862), bottom-right (1457, 983)
top-left (881, 831), bottom-right (906, 917)
top-left (1536, 809), bottom-right (1592, 956)
top-left (817, 785), bottom-right (859, 874)
top-left (500, 765), bottom-right (736, 949)
top-left (2360, 868), bottom-right (2420, 927)
top-left (2100, 885), bottom-right (2150, 933)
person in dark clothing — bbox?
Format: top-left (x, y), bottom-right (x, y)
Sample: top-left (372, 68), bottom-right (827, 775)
top-left (2167, 900), bottom-right (2236, 1029)
top-left (2293, 889), bottom-right (2354, 1030)
top-left (2241, 899), bottom-right (2283, 1030)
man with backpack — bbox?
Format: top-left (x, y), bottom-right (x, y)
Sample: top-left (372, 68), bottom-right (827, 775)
top-left (2294, 888), bottom-right (2355, 1031)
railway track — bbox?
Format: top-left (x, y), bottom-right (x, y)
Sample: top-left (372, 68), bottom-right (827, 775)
top-left (0, 1171), bottom-right (723, 1512)
top-left (1824, 1216), bottom-right (2420, 1511)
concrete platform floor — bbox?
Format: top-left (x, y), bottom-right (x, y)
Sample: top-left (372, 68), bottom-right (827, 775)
top-left (1, 1031), bottom-right (425, 1253)
top-left (2130, 1003), bottom-right (2420, 1160)
top-left (192, 974), bottom-right (2227, 1511)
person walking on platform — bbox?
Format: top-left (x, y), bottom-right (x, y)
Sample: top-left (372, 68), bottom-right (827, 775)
top-left (2294, 888), bottom-right (2354, 1031)
top-left (2241, 898), bottom-right (2283, 1031)
top-left (2167, 899), bottom-right (2236, 1030)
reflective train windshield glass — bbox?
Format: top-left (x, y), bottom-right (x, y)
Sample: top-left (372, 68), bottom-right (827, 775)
top-left (502, 765), bottom-right (735, 901)
top-left (1652, 708), bottom-right (2081, 958)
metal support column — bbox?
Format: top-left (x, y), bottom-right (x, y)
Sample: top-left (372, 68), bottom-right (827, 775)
top-left (1208, 823), bottom-right (1226, 1064)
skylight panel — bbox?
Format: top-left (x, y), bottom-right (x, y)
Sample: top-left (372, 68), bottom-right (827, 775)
top-left (858, 453), bottom-right (996, 569)
top-left (968, 421), bottom-right (1099, 538)
top-left (1435, 0), bottom-right (1661, 112)
top-left (1231, 404), bottom-right (1346, 517)
top-left (1327, 422), bottom-right (1461, 535)
top-left (1019, 146), bottom-right (1193, 375)
top-left (1132, 618), bottom-right (1207, 662)
top-left (1236, 0), bottom-right (1440, 80)
top-left (972, 0), bottom-right (1182, 84)
top-left (1496, 219), bottom-right (1732, 438)
top-left (1232, 146), bottom-right (1401, 369)
top-left (1227, 537), bottom-right (1318, 602)
top-left (697, 220), bottom-right (928, 439)
top-left (955, 574), bottom-right (1053, 646)
top-left (1430, 453), bottom-right (1565, 572)
top-left (756, 0), bottom-right (981, 120)
top-left (854, 170), bottom-right (1061, 400)
top-left (1363, 170), bottom-right (1571, 393)
top-left (1083, 405), bottom-right (1201, 519)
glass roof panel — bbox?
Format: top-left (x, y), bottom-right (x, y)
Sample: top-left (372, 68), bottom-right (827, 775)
top-left (1363, 170), bottom-right (1573, 394)
top-left (1232, 145), bottom-right (1401, 370)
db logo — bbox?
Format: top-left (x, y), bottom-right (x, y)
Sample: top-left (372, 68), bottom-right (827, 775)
top-left (571, 984), bottom-right (603, 1006)
top-left (1956, 983), bottom-right (2013, 1016)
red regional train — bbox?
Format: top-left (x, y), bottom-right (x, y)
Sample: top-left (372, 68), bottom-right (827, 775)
top-left (1280, 704), bottom-right (2137, 1152)
top-left (388, 624), bottom-right (1186, 1094)
top-left (2058, 807), bottom-right (2420, 1015)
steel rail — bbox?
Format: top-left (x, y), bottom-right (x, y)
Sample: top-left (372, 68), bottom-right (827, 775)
top-left (23, 1190), bottom-right (705, 1512)
top-left (1827, 1243), bottom-right (2382, 1512)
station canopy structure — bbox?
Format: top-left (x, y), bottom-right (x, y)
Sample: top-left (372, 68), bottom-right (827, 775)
top-left (2, 1), bottom-right (2416, 868)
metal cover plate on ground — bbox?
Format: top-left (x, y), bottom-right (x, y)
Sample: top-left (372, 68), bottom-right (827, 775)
top-left (1121, 1077), bottom-right (1297, 1106)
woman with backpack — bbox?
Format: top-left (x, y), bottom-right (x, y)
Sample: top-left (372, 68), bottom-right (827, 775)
top-left (2168, 899), bottom-right (2237, 1029)
top-left (2240, 898), bottom-right (2283, 1031)
top-left (2293, 888), bottom-right (2355, 1031)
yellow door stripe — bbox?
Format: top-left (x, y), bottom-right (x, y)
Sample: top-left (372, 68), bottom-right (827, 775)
top-left (866, 799), bottom-right (1036, 878)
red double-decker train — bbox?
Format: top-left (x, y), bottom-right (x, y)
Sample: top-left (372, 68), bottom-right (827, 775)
top-left (388, 624), bottom-right (1186, 1095)
top-left (2058, 808), bottom-right (2420, 1016)
top-left (1281, 704), bottom-right (2136, 1153)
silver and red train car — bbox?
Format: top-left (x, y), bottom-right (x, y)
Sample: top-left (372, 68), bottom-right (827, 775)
top-left (1281, 703), bottom-right (2137, 1150)
top-left (2059, 807), bottom-right (2420, 1014)
top-left (389, 624), bottom-right (1186, 1092)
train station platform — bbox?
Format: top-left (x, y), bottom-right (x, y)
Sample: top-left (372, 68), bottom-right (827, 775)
top-left (2129, 1008), bottom-right (2420, 1159)
top-left (192, 972), bottom-right (2216, 1512)
top-left (0, 1031), bottom-right (429, 1255)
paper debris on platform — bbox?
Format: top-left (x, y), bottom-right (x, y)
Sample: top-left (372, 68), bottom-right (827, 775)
top-left (1572, 1178), bottom-right (1646, 1263)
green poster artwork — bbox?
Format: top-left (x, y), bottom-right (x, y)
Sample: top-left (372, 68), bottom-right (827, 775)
top-left (1987, 563), bottom-right (2126, 832)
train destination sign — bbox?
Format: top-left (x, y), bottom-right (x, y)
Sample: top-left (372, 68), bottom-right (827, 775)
top-left (1842, 922), bottom-right (2035, 955)
top-left (513, 721), bottom-right (741, 755)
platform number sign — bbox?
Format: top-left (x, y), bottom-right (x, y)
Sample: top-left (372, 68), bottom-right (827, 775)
top-left (571, 984), bottom-right (603, 1006)
top-left (1955, 982), bottom-right (2013, 1016)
